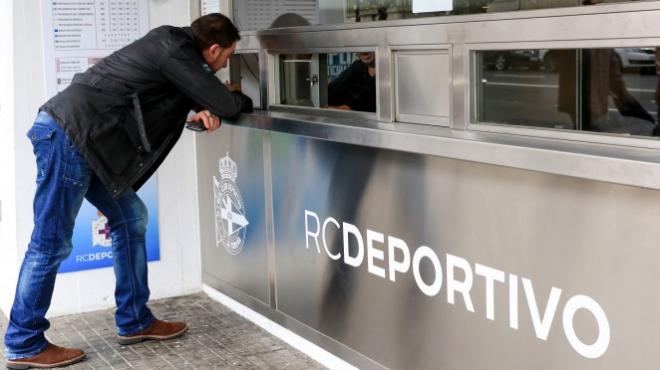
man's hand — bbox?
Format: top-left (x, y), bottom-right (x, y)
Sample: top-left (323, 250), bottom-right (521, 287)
top-left (328, 104), bottom-right (352, 111)
top-left (190, 110), bottom-right (221, 133)
top-left (224, 81), bottom-right (242, 92)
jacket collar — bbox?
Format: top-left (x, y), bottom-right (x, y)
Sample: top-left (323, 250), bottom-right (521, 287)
top-left (180, 26), bottom-right (196, 45)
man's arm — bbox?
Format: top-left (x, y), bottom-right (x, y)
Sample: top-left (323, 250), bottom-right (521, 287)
top-left (159, 48), bottom-right (252, 117)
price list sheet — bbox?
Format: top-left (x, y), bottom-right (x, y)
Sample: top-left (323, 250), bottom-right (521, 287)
top-left (42, 0), bottom-right (149, 97)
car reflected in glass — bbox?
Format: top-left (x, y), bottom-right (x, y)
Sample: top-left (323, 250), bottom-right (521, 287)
top-left (542, 48), bottom-right (656, 73)
top-left (483, 50), bottom-right (543, 71)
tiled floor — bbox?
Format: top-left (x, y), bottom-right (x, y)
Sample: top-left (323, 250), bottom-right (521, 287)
top-left (0, 294), bottom-right (325, 369)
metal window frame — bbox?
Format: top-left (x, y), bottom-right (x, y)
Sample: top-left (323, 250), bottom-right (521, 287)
top-left (266, 47), bottom-right (381, 121)
top-left (391, 44), bottom-right (453, 126)
top-left (234, 3), bottom-right (660, 148)
top-left (465, 39), bottom-right (660, 150)
top-left (230, 50), bottom-right (262, 109)
top-left (239, 1), bottom-right (660, 34)
top-left (225, 2), bottom-right (660, 191)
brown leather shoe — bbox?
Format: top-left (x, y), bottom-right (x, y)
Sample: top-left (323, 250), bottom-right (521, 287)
top-left (5, 343), bottom-right (86, 369)
top-left (117, 319), bottom-right (188, 345)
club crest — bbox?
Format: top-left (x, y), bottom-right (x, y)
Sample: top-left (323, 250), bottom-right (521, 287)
top-left (91, 213), bottom-right (112, 247)
top-left (214, 153), bottom-right (249, 255)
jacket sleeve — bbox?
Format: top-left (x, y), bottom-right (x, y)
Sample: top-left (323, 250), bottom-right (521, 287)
top-left (158, 48), bottom-right (252, 117)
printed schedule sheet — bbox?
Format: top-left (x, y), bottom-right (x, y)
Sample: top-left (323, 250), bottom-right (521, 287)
top-left (43, 0), bottom-right (149, 96)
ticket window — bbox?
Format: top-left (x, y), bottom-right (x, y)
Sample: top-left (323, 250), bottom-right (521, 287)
top-left (474, 47), bottom-right (660, 138)
top-left (275, 51), bottom-right (377, 114)
top-left (229, 53), bottom-right (261, 109)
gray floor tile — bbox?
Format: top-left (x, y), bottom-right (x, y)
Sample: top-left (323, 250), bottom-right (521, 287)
top-left (0, 294), bottom-right (325, 370)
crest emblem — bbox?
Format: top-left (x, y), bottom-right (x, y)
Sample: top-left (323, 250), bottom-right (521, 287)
top-left (214, 153), bottom-right (249, 255)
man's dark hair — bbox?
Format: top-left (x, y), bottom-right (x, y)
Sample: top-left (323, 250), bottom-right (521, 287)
top-left (191, 13), bottom-right (240, 49)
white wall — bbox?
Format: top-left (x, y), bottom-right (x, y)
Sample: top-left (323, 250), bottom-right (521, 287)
top-left (1, 0), bottom-right (203, 318)
top-left (0, 0), bottom-right (18, 317)
top-left (0, 0), bottom-right (43, 318)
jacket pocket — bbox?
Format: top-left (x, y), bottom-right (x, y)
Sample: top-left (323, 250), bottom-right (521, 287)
top-left (26, 124), bottom-right (56, 182)
top-left (89, 119), bottom-right (138, 175)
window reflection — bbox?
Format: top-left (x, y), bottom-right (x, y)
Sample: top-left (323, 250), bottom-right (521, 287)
top-left (278, 52), bottom-right (377, 113)
top-left (476, 47), bottom-right (659, 138)
top-left (234, 0), bottom-right (655, 31)
top-left (345, 0), bottom-right (655, 23)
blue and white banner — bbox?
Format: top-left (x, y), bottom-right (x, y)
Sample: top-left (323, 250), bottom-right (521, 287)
top-left (59, 177), bottom-right (161, 273)
top-left (327, 52), bottom-right (358, 82)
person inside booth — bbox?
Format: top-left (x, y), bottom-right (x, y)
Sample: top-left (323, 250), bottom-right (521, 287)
top-left (327, 52), bottom-right (377, 113)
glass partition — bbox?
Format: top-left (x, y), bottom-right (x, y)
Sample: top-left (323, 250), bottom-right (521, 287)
top-left (474, 47), bottom-right (660, 138)
top-left (230, 53), bottom-right (261, 109)
top-left (233, 0), bottom-right (654, 31)
top-left (276, 51), bottom-right (377, 113)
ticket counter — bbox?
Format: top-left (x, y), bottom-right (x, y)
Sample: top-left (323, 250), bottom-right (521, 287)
top-left (196, 2), bottom-right (660, 369)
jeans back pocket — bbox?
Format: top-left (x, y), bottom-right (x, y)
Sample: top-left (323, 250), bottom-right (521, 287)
top-left (26, 124), bottom-right (56, 183)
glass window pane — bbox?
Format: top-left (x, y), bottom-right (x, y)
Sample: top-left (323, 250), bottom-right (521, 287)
top-left (278, 52), bottom-right (377, 113)
top-left (230, 53), bottom-right (261, 109)
top-left (280, 54), bottom-right (315, 107)
top-left (233, 0), bottom-right (655, 31)
top-left (474, 47), bottom-right (660, 138)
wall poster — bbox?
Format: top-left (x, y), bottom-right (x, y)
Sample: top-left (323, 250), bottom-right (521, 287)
top-left (41, 0), bottom-right (160, 273)
top-left (59, 178), bottom-right (161, 273)
top-left (42, 0), bottom-right (150, 97)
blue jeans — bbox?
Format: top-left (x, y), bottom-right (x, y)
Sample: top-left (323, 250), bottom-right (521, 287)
top-left (4, 112), bottom-right (155, 360)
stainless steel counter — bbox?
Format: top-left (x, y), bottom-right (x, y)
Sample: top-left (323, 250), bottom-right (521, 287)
top-left (198, 3), bottom-right (660, 368)
top-left (227, 111), bottom-right (660, 191)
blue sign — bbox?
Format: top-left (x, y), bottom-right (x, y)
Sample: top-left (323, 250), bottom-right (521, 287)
top-left (59, 177), bottom-right (161, 273)
top-left (327, 52), bottom-right (358, 82)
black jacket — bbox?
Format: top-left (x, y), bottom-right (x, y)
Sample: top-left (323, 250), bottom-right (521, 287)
top-left (41, 26), bottom-right (252, 198)
top-left (327, 60), bottom-right (376, 113)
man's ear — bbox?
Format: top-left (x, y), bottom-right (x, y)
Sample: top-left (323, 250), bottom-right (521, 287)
top-left (208, 44), bottom-right (221, 58)
top-left (202, 44), bottom-right (219, 60)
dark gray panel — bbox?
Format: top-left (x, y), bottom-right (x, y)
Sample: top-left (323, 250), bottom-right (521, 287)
top-left (198, 126), bottom-right (270, 304)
